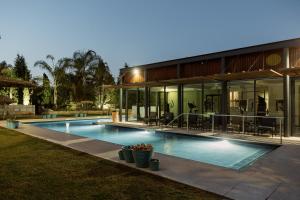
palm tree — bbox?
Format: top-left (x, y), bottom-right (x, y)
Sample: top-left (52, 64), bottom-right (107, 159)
top-left (64, 50), bottom-right (99, 101)
top-left (34, 55), bottom-right (66, 108)
top-left (89, 58), bottom-right (114, 109)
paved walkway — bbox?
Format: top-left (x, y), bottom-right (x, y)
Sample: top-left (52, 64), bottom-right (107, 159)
top-left (1, 120), bottom-right (300, 200)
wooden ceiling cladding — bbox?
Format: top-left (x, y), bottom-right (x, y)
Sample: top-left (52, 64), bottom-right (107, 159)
top-left (122, 69), bottom-right (145, 84)
top-left (180, 59), bottom-right (221, 78)
top-left (146, 65), bottom-right (177, 81)
top-left (290, 47), bottom-right (300, 67)
top-left (226, 49), bottom-right (283, 73)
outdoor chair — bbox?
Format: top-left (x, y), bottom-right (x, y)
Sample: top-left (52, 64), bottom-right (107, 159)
top-left (160, 112), bottom-right (175, 126)
top-left (145, 112), bottom-right (158, 126)
top-left (227, 117), bottom-right (242, 133)
top-left (187, 114), bottom-right (198, 130)
top-left (256, 117), bottom-right (276, 137)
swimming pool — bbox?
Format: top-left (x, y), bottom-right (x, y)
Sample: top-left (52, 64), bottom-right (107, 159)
top-left (31, 119), bottom-right (277, 170)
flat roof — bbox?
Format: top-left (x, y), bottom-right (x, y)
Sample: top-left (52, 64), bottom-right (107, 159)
top-left (121, 37), bottom-right (300, 72)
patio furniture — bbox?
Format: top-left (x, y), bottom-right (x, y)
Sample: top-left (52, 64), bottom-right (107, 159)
top-left (159, 112), bottom-right (174, 126)
top-left (149, 159), bottom-right (160, 171)
top-left (144, 112), bottom-right (158, 126)
top-left (227, 117), bottom-right (242, 133)
top-left (187, 114), bottom-right (198, 129)
top-left (256, 117), bottom-right (276, 137)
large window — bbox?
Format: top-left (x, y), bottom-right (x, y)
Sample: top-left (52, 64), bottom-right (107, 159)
top-left (203, 82), bottom-right (221, 114)
top-left (183, 84), bottom-right (203, 114)
top-left (293, 79), bottom-right (300, 136)
top-left (166, 86), bottom-right (178, 117)
top-left (126, 88), bottom-right (145, 122)
top-left (228, 81), bottom-right (254, 115)
top-left (256, 79), bottom-right (283, 117)
top-left (149, 87), bottom-right (164, 119)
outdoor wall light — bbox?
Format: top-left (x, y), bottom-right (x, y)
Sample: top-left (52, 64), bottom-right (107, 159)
top-left (133, 68), bottom-right (140, 75)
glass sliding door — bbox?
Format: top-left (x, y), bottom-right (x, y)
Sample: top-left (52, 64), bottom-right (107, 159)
top-left (127, 88), bottom-right (145, 122)
top-left (228, 80), bottom-right (254, 116)
top-left (293, 79), bottom-right (300, 136)
top-left (183, 84), bottom-right (203, 114)
top-left (166, 85), bottom-right (178, 118)
top-left (203, 82), bottom-right (221, 114)
top-left (256, 79), bottom-right (283, 118)
top-left (149, 87), bottom-right (164, 119)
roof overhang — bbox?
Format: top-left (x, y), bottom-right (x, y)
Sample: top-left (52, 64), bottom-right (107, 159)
top-left (280, 67), bottom-right (300, 77)
top-left (208, 69), bottom-right (283, 81)
top-left (0, 76), bottom-right (36, 87)
top-left (105, 69), bottom-right (283, 89)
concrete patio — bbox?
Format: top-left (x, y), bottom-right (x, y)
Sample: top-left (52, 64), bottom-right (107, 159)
top-left (1, 119), bottom-right (299, 200)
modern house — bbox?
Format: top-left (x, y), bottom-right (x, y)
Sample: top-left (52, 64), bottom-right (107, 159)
top-left (113, 38), bottom-right (300, 137)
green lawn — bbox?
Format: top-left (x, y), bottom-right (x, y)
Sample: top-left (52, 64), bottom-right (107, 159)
top-left (0, 127), bottom-right (226, 200)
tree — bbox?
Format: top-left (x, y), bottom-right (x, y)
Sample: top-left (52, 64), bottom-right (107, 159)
top-left (64, 50), bottom-right (99, 101)
top-left (0, 61), bottom-right (13, 76)
top-left (90, 58), bottom-right (115, 109)
top-left (14, 55), bottom-right (31, 104)
top-left (41, 73), bottom-right (51, 106)
top-left (34, 55), bottom-right (66, 108)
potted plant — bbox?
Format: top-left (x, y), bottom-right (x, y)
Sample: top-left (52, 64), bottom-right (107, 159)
top-left (111, 110), bottom-right (119, 123)
top-left (6, 119), bottom-right (19, 129)
top-left (5, 111), bottom-right (19, 129)
top-left (132, 144), bottom-right (153, 168)
top-left (118, 150), bottom-right (125, 160)
top-left (122, 146), bottom-right (134, 163)
top-left (149, 159), bottom-right (160, 171)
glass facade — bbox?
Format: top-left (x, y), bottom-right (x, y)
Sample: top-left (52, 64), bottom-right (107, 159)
top-left (293, 79), bottom-right (300, 136)
top-left (120, 78), bottom-right (300, 136)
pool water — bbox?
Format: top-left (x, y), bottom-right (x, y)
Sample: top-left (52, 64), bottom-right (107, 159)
top-left (31, 119), bottom-right (277, 170)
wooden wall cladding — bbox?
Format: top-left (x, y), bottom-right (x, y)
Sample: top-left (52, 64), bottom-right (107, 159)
top-left (123, 69), bottom-right (145, 83)
top-left (226, 49), bottom-right (283, 73)
top-left (290, 47), bottom-right (300, 67)
top-left (146, 65), bottom-right (177, 81)
top-left (180, 59), bottom-right (221, 78)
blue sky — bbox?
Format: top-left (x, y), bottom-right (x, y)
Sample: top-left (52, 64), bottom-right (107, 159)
top-left (0, 0), bottom-right (300, 78)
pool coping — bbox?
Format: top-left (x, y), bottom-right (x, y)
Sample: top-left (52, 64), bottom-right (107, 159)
top-left (1, 119), bottom-right (300, 200)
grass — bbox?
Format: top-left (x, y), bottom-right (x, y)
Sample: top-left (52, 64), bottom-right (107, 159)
top-left (0, 127), bottom-right (227, 200)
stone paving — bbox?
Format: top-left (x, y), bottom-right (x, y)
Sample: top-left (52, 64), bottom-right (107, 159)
top-left (1, 120), bottom-right (300, 200)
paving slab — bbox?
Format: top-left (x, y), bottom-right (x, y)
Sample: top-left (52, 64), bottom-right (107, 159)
top-left (67, 139), bottom-right (122, 156)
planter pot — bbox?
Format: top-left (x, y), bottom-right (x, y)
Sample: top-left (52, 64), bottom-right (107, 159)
top-left (122, 146), bottom-right (134, 163)
top-left (118, 150), bottom-right (125, 160)
top-left (132, 150), bottom-right (153, 168)
top-left (6, 120), bottom-right (19, 129)
top-left (149, 159), bottom-right (160, 171)
top-left (111, 111), bottom-right (119, 123)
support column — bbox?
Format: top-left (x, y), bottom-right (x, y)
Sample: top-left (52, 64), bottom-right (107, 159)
top-left (178, 84), bottom-right (183, 128)
top-left (136, 88), bottom-right (140, 121)
top-left (283, 47), bottom-right (291, 137)
top-left (125, 89), bottom-right (128, 121)
top-left (221, 81), bottom-right (228, 131)
top-left (163, 85), bottom-right (167, 114)
top-left (119, 88), bottom-right (123, 122)
top-left (220, 57), bottom-right (227, 131)
top-left (144, 87), bottom-right (149, 121)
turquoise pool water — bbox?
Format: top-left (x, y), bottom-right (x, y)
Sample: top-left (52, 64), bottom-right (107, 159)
top-left (31, 119), bottom-right (277, 170)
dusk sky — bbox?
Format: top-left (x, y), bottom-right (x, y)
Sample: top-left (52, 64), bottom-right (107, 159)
top-left (0, 0), bottom-right (300, 79)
